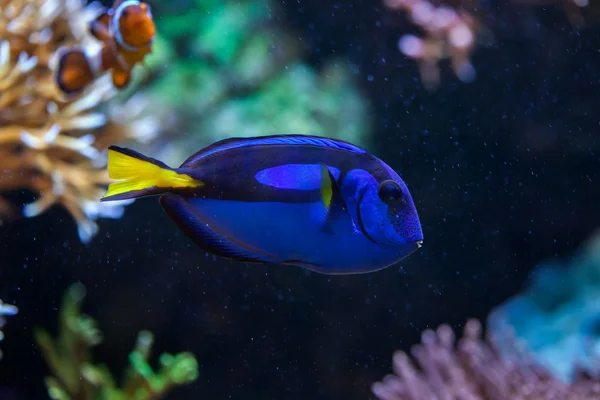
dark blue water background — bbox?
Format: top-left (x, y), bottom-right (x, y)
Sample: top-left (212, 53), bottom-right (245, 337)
top-left (0, 0), bottom-right (599, 399)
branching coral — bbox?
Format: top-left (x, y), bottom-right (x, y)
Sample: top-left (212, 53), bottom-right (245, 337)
top-left (384, 0), bottom-right (598, 88)
top-left (0, 298), bottom-right (18, 360)
top-left (383, 0), bottom-right (481, 89)
top-left (34, 283), bottom-right (198, 400)
top-left (372, 319), bottom-right (600, 400)
top-left (0, 0), bottom-right (159, 242)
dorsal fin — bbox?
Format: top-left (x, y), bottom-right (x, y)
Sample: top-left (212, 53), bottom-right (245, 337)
top-left (180, 134), bottom-right (367, 167)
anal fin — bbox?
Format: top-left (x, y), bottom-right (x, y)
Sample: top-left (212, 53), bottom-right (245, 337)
top-left (159, 194), bottom-right (272, 264)
top-left (282, 260), bottom-right (323, 271)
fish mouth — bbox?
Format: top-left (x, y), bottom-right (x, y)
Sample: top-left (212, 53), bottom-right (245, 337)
top-left (415, 240), bottom-right (423, 248)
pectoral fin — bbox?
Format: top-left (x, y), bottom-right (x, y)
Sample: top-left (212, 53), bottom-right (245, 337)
top-left (159, 194), bottom-right (273, 264)
top-left (319, 164), bottom-right (351, 234)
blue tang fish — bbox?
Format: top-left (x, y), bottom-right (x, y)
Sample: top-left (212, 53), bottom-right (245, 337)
top-left (100, 135), bottom-right (423, 274)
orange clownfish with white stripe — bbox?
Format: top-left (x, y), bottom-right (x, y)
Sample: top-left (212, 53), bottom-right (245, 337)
top-left (56, 0), bottom-right (156, 95)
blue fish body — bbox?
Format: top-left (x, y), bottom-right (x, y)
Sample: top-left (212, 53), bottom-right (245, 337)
top-left (102, 135), bottom-right (424, 274)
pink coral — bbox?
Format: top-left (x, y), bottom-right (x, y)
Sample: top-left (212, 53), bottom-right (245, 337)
top-left (384, 0), bottom-right (480, 89)
top-left (372, 319), bottom-right (600, 400)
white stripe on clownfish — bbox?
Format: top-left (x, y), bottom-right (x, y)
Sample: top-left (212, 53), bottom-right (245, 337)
top-left (115, 49), bottom-right (129, 71)
top-left (83, 45), bottom-right (102, 77)
top-left (110, 0), bottom-right (140, 53)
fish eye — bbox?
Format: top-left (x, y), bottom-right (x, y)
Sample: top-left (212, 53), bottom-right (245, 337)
top-left (377, 180), bottom-right (403, 204)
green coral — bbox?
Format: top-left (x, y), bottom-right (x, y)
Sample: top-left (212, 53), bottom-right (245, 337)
top-left (205, 61), bottom-right (369, 141)
top-left (34, 283), bottom-right (198, 400)
top-left (138, 0), bottom-right (371, 165)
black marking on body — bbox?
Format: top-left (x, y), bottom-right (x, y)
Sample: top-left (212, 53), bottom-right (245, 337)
top-left (174, 143), bottom-right (394, 204)
top-left (356, 189), bottom-right (378, 245)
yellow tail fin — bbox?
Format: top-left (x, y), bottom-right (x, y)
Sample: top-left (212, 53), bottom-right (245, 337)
top-left (102, 146), bottom-right (204, 201)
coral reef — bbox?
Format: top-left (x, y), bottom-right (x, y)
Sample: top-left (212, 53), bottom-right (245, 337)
top-left (0, 0), bottom-right (159, 242)
top-left (371, 319), bottom-right (600, 400)
top-left (373, 231), bottom-right (600, 398)
top-left (136, 0), bottom-right (372, 166)
top-left (488, 230), bottom-right (600, 383)
top-left (34, 282), bottom-right (198, 400)
top-left (0, 299), bottom-right (18, 360)
top-left (383, 0), bottom-right (481, 89)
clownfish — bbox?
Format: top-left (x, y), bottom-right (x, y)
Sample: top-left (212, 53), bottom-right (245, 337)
top-left (100, 135), bottom-right (424, 275)
top-left (55, 0), bottom-right (156, 95)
